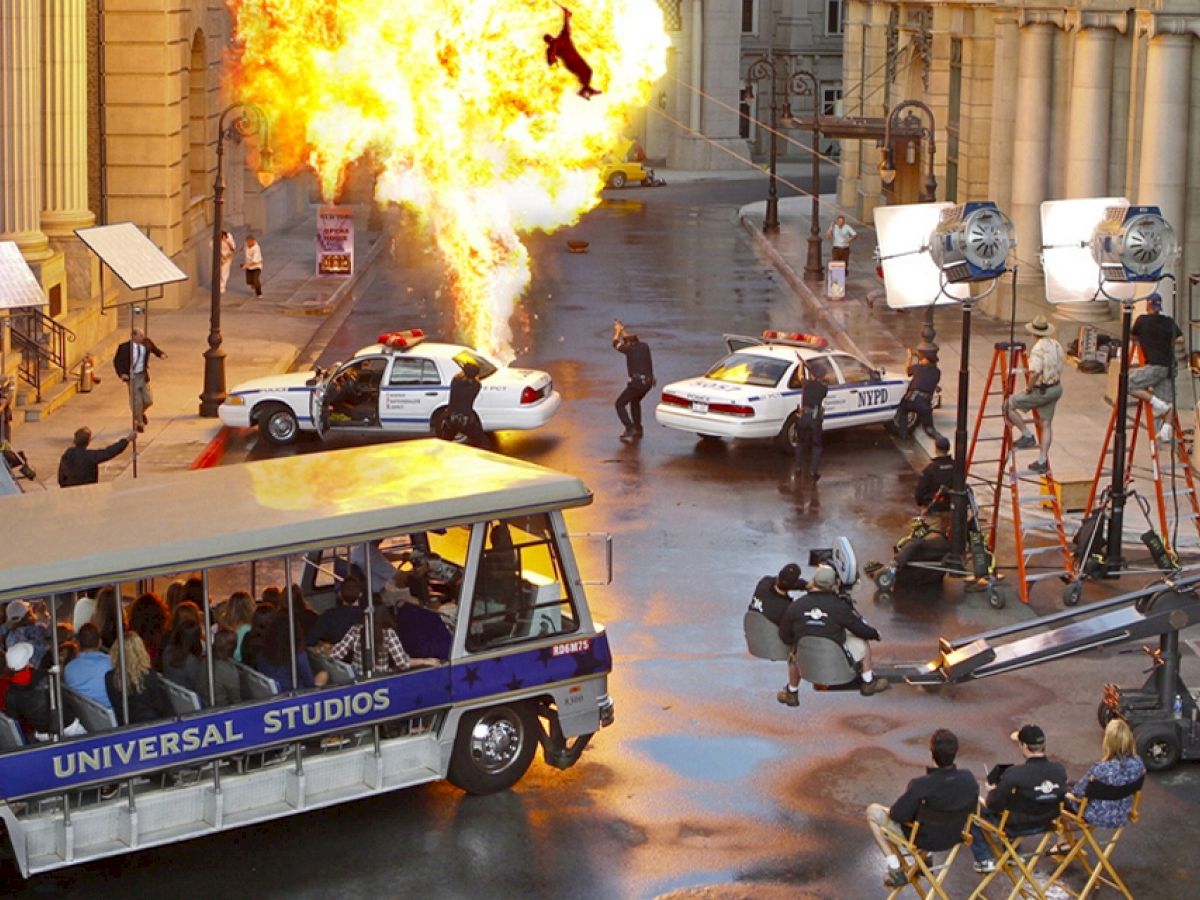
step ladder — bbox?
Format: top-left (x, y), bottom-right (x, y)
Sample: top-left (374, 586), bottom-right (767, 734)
top-left (965, 342), bottom-right (1077, 604)
top-left (1085, 353), bottom-right (1200, 555)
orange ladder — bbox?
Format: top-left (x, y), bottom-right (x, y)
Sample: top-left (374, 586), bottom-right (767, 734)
top-left (965, 342), bottom-right (1077, 604)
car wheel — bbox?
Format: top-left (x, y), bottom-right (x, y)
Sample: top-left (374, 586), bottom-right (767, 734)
top-left (446, 703), bottom-right (539, 795)
top-left (259, 404), bottom-right (300, 446)
top-left (774, 414), bottom-right (799, 454)
top-left (607, 171), bottom-right (627, 189)
top-left (1134, 723), bottom-right (1182, 772)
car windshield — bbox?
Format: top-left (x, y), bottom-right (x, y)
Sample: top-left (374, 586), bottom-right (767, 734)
top-left (452, 349), bottom-right (498, 379)
top-left (705, 353), bottom-right (790, 387)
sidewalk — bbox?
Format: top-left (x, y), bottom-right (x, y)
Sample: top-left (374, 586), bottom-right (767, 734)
top-left (8, 206), bottom-right (385, 487)
top-left (740, 194), bottom-right (1199, 541)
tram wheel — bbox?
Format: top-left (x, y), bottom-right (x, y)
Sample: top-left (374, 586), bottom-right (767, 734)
top-left (447, 702), bottom-right (539, 795)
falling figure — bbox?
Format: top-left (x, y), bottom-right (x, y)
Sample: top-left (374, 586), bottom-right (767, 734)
top-left (544, 5), bottom-right (601, 99)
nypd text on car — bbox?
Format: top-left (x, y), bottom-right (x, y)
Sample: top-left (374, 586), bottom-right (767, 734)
top-left (219, 329), bottom-right (562, 445)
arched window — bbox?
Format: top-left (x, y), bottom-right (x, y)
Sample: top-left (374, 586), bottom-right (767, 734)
top-left (188, 31), bottom-right (208, 203)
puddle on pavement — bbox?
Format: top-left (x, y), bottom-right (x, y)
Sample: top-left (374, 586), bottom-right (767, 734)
top-left (634, 733), bottom-right (781, 782)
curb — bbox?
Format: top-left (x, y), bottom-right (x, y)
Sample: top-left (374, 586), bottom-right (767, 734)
top-left (740, 215), bottom-right (870, 361)
top-left (190, 425), bottom-right (232, 470)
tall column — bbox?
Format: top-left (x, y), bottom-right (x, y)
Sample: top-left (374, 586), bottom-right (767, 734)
top-left (987, 14), bottom-right (1019, 212)
top-left (1137, 31), bottom-right (1192, 274)
top-left (1009, 22), bottom-right (1054, 287)
top-left (1065, 25), bottom-right (1116, 197)
top-left (42, 0), bottom-right (96, 307)
top-left (0, 0), bottom-right (51, 260)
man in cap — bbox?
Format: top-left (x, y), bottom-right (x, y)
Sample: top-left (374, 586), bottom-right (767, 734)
top-left (612, 319), bottom-right (654, 440)
top-left (776, 563), bottom-right (889, 703)
top-left (1129, 292), bottom-right (1184, 442)
top-left (440, 361), bottom-right (486, 447)
top-left (2, 600), bottom-right (51, 669)
top-left (748, 563), bottom-right (808, 627)
top-left (1005, 316), bottom-right (1064, 474)
top-left (894, 347), bottom-right (943, 441)
top-left (57, 426), bottom-right (133, 488)
top-left (968, 723), bottom-right (1068, 873)
top-left (4, 642), bottom-right (82, 740)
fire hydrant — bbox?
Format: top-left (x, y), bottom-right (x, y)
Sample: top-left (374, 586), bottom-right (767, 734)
top-left (79, 355), bottom-right (98, 393)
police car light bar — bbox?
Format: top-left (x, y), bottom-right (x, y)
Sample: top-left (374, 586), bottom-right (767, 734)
top-left (761, 330), bottom-right (829, 349)
top-left (377, 329), bottom-right (426, 349)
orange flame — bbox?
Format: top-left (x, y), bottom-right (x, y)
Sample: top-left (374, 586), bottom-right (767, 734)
top-left (227, 0), bottom-right (668, 359)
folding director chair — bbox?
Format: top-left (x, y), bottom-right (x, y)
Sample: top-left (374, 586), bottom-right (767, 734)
top-left (968, 793), bottom-right (1064, 900)
top-left (880, 801), bottom-right (976, 899)
top-left (1042, 776), bottom-right (1143, 899)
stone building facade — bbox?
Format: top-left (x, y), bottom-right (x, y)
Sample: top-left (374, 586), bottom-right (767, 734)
top-left (837, 0), bottom-right (1200, 320)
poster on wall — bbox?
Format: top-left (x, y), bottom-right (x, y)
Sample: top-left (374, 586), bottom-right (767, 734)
top-left (316, 206), bottom-right (354, 277)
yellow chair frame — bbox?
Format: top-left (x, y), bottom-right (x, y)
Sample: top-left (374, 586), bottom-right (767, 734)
top-left (1042, 788), bottom-right (1142, 899)
top-left (879, 804), bottom-right (974, 899)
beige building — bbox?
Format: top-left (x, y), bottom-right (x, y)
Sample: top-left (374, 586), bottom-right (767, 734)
top-left (837, 0), bottom-right (1200, 321)
top-left (1, 0), bottom-right (304, 414)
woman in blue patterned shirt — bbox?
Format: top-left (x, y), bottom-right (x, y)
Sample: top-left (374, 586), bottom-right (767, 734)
top-left (1069, 718), bottom-right (1146, 830)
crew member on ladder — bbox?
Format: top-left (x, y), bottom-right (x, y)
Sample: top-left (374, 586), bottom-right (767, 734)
top-left (894, 347), bottom-right (943, 441)
top-left (1004, 316), bottom-right (1064, 475)
top-left (1128, 292), bottom-right (1183, 443)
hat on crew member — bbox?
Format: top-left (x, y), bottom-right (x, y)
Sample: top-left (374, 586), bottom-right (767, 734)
top-left (935, 436), bottom-right (951, 453)
top-left (811, 564), bottom-right (837, 591)
top-left (1011, 723), bottom-right (1046, 748)
top-left (1146, 292), bottom-right (1163, 310)
top-left (5, 599), bottom-right (29, 623)
top-left (777, 563), bottom-right (804, 590)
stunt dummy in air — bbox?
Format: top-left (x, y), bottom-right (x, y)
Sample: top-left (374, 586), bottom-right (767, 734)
top-left (544, 4), bottom-right (601, 99)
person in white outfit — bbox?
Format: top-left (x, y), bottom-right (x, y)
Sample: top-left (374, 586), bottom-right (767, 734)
top-left (219, 231), bottom-right (236, 294)
top-left (242, 235), bottom-right (264, 297)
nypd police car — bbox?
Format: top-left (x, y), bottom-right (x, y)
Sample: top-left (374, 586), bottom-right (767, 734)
top-left (654, 331), bottom-right (906, 448)
top-left (218, 329), bottom-right (562, 446)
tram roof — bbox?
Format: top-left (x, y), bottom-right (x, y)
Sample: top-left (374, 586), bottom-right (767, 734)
top-left (0, 441), bottom-right (592, 602)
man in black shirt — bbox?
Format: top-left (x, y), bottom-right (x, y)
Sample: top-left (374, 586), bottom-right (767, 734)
top-left (915, 435), bottom-right (955, 514)
top-left (57, 427), bottom-right (132, 487)
top-left (969, 723), bottom-right (1068, 873)
top-left (613, 319), bottom-right (654, 440)
top-left (440, 362), bottom-right (486, 446)
top-left (748, 563), bottom-right (807, 625)
top-left (777, 564), bottom-right (888, 701)
top-left (308, 578), bottom-right (366, 647)
top-left (895, 348), bottom-right (943, 440)
top-left (867, 728), bottom-right (979, 888)
top-left (1129, 292), bottom-right (1183, 442)
top-left (793, 365), bottom-right (829, 480)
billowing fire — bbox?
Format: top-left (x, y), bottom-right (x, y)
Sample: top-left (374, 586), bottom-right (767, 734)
top-left (227, 0), bottom-right (668, 359)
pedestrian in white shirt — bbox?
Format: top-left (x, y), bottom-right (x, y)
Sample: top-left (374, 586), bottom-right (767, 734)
top-left (826, 215), bottom-right (858, 264)
top-left (1005, 316), bottom-right (1064, 474)
top-left (218, 231), bottom-right (236, 294)
top-left (242, 234), bottom-right (264, 297)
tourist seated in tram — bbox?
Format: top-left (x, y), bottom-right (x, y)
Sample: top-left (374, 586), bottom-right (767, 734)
top-left (261, 585), bottom-right (284, 610)
top-left (127, 592), bottom-right (169, 668)
top-left (199, 627), bottom-right (243, 708)
top-left (55, 635), bottom-right (80, 669)
top-left (106, 632), bottom-right (173, 726)
top-left (161, 617), bottom-right (204, 693)
top-left (90, 586), bottom-right (123, 650)
top-left (6, 642), bottom-right (85, 740)
top-left (164, 579), bottom-right (186, 613)
top-left (239, 603), bottom-right (276, 670)
top-left (180, 576), bottom-right (205, 613)
top-left (217, 590), bottom-right (255, 661)
top-left (392, 590), bottom-right (452, 661)
top-left (290, 584), bottom-right (320, 636)
top-left (2, 600), bottom-right (52, 669)
top-left (254, 611), bottom-right (329, 691)
top-left (325, 604), bottom-right (440, 675)
top-left (64, 623), bottom-right (113, 710)
top-left (307, 577), bottom-right (366, 648)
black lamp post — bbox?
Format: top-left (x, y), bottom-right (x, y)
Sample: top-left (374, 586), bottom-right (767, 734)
top-left (745, 54), bottom-right (782, 234)
top-left (199, 103), bottom-right (273, 418)
top-left (783, 69), bottom-right (824, 282)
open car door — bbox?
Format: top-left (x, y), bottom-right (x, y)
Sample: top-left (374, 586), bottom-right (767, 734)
top-left (723, 333), bottom-right (765, 354)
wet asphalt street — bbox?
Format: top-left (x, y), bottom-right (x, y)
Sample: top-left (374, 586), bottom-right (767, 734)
top-left (16, 180), bottom-right (1199, 898)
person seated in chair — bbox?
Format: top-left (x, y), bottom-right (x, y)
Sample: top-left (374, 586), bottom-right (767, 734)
top-left (969, 723), bottom-right (1068, 874)
top-left (748, 563), bottom-right (807, 626)
top-left (776, 563), bottom-right (889, 704)
top-left (867, 728), bottom-right (979, 888)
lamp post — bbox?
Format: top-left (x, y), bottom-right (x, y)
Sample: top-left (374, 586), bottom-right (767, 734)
top-left (199, 103), bottom-right (273, 418)
top-left (783, 69), bottom-right (824, 282)
top-left (745, 54), bottom-right (782, 234)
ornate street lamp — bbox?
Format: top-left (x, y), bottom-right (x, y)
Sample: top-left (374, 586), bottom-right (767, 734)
top-left (745, 54), bottom-right (783, 234)
top-left (199, 103), bottom-right (274, 417)
top-left (782, 69), bottom-right (824, 282)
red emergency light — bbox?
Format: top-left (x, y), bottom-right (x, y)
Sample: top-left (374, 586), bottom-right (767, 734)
top-left (378, 328), bottom-right (426, 349)
top-left (761, 330), bottom-right (828, 350)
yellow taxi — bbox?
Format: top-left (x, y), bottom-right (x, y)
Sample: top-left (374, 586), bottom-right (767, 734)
top-left (600, 139), bottom-right (665, 189)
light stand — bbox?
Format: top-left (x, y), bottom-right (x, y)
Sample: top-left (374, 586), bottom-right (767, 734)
top-left (746, 55), bottom-right (782, 234)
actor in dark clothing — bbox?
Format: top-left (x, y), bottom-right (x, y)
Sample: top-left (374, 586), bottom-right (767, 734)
top-left (868, 728), bottom-right (980, 887)
top-left (1129, 292), bottom-right (1184, 442)
top-left (307, 579), bottom-right (366, 647)
top-left (777, 564), bottom-right (888, 700)
top-left (915, 435), bottom-right (955, 512)
top-left (113, 328), bottom-right (166, 430)
top-left (543, 5), bottom-right (600, 99)
top-left (613, 319), bottom-right (654, 440)
top-left (748, 563), bottom-right (807, 625)
top-left (793, 370), bottom-right (828, 479)
top-left (440, 362), bottom-right (486, 446)
top-left (57, 427), bottom-right (131, 487)
top-left (895, 349), bottom-right (943, 440)
top-left (969, 723), bottom-right (1069, 871)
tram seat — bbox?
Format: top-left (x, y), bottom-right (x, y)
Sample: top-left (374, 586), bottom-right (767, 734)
top-left (793, 636), bottom-right (858, 689)
top-left (743, 609), bottom-right (790, 661)
top-left (63, 687), bottom-right (117, 733)
top-left (234, 661), bottom-right (280, 699)
top-left (307, 649), bottom-right (357, 685)
top-left (155, 674), bottom-right (203, 714)
top-left (0, 712), bottom-right (25, 750)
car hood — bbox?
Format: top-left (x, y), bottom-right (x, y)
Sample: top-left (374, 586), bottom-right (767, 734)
top-left (228, 372), bottom-right (315, 394)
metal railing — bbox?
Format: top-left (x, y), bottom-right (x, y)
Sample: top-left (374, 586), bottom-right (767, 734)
top-left (7, 309), bottom-right (75, 402)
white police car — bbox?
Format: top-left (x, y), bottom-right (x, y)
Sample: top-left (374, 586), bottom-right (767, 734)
top-left (655, 331), bottom-right (906, 448)
top-left (219, 329), bottom-right (562, 446)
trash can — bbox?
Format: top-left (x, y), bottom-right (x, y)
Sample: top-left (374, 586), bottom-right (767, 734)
top-left (78, 356), bottom-right (94, 393)
top-left (826, 261), bottom-right (846, 299)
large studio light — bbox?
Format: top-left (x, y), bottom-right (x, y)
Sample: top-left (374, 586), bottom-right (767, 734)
top-left (931, 201), bottom-right (1017, 284)
top-left (1091, 205), bottom-right (1176, 284)
top-left (874, 202), bottom-right (972, 309)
